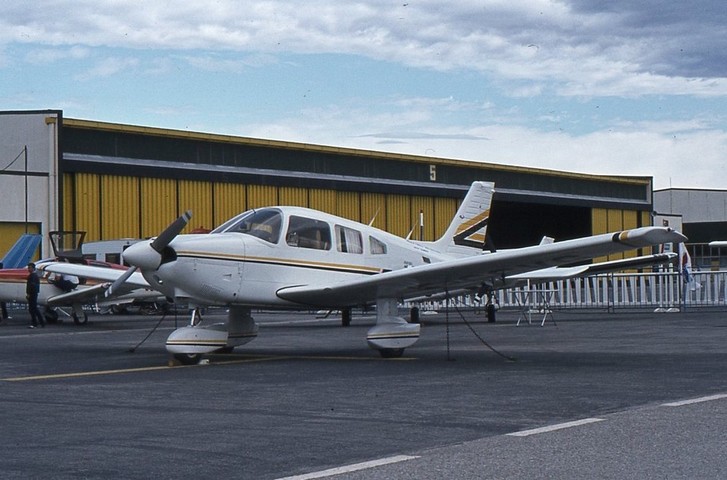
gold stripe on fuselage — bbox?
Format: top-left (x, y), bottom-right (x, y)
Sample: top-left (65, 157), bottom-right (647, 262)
top-left (175, 250), bottom-right (384, 275)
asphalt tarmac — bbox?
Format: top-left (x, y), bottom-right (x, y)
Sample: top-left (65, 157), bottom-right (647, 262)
top-left (1, 306), bottom-right (726, 479)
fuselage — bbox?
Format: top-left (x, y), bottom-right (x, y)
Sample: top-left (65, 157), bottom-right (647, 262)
top-left (138, 206), bottom-right (457, 307)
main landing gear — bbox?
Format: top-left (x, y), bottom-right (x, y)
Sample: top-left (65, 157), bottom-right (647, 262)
top-left (167, 307), bottom-right (259, 365)
top-left (43, 306), bottom-right (88, 325)
top-left (366, 299), bottom-right (421, 358)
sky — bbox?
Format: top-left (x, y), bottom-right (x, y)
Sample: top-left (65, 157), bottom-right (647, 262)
top-left (2, 1), bottom-right (727, 190)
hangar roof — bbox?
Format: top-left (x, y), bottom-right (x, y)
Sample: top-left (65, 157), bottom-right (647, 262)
top-left (60, 117), bottom-right (653, 210)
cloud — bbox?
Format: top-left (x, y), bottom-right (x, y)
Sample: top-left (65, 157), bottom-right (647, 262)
top-left (74, 56), bottom-right (140, 80)
top-left (180, 53), bottom-right (278, 73)
top-left (24, 45), bottom-right (90, 64)
top-left (2, 1), bottom-right (727, 96)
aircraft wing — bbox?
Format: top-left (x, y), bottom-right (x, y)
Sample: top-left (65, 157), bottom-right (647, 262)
top-left (276, 227), bottom-right (686, 307)
top-left (46, 283), bottom-right (111, 307)
top-left (39, 262), bottom-right (155, 306)
top-left (39, 263), bottom-right (150, 288)
top-left (506, 252), bottom-right (677, 281)
top-left (45, 283), bottom-right (160, 307)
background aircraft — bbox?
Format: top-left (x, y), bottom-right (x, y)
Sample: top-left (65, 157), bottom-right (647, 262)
top-left (0, 234), bottom-right (42, 269)
top-left (0, 230), bottom-right (161, 324)
top-left (120, 181), bottom-right (687, 364)
top-left (0, 258), bottom-right (159, 324)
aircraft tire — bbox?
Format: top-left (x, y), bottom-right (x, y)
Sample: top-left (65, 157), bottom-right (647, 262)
top-left (174, 353), bottom-right (202, 365)
top-left (72, 311), bottom-right (88, 325)
top-left (379, 348), bottom-right (404, 358)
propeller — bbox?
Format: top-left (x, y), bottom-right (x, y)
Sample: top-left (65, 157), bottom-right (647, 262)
top-left (121, 210), bottom-right (192, 274)
top-left (105, 264), bottom-right (140, 298)
top-left (151, 210), bottom-right (192, 254)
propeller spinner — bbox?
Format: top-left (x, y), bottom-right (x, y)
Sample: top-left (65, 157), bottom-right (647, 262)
top-left (122, 210), bottom-right (192, 273)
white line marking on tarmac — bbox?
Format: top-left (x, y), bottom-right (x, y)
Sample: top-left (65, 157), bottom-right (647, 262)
top-left (507, 418), bottom-right (605, 437)
top-left (274, 455), bottom-right (420, 480)
top-left (662, 393), bottom-right (727, 407)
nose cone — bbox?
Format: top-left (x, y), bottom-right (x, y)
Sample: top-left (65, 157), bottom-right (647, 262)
top-left (122, 240), bottom-right (162, 271)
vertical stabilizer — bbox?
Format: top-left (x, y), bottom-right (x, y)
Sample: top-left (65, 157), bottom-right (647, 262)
top-left (429, 181), bottom-right (495, 256)
top-left (1, 234), bottom-right (42, 268)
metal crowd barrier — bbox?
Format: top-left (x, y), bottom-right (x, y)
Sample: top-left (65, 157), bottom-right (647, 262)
top-left (410, 271), bottom-right (727, 312)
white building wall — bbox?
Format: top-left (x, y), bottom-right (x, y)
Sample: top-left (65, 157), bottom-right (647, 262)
top-left (0, 111), bottom-right (60, 257)
top-left (654, 189), bottom-right (727, 223)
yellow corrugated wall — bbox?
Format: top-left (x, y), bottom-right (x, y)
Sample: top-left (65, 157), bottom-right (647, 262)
top-left (101, 176), bottom-right (140, 239)
top-left (247, 184), bottom-right (277, 209)
top-left (592, 208), bottom-right (608, 234)
top-left (74, 173), bottom-right (101, 240)
top-left (214, 183), bottom-right (247, 227)
top-left (360, 192), bottom-right (386, 231)
top-left (386, 194), bottom-right (410, 237)
top-left (308, 189), bottom-right (337, 215)
top-left (179, 180), bottom-right (213, 232)
top-left (434, 197), bottom-right (457, 240)
top-left (279, 186), bottom-right (308, 207)
top-left (141, 178), bottom-right (177, 238)
top-left (607, 209), bottom-right (623, 232)
top-left (335, 190), bottom-right (360, 222)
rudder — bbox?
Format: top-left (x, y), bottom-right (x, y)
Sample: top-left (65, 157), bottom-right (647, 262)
top-left (429, 181), bottom-right (494, 256)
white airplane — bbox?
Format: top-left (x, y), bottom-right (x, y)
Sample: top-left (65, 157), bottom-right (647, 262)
top-left (709, 241), bottom-right (727, 247)
top-left (121, 181), bottom-right (686, 363)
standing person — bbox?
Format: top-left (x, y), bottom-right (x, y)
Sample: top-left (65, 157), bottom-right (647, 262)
top-left (26, 262), bottom-right (45, 328)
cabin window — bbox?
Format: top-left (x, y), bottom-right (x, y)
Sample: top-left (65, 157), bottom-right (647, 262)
top-left (369, 236), bottom-right (387, 255)
top-left (218, 209), bottom-right (282, 243)
top-left (286, 216), bottom-right (331, 250)
top-left (335, 225), bottom-right (363, 254)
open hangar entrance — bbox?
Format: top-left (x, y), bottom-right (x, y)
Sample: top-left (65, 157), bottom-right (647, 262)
top-left (488, 199), bottom-right (592, 249)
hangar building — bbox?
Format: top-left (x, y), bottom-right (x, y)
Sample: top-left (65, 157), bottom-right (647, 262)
top-left (654, 188), bottom-right (727, 269)
top-left (2, 109), bottom-right (656, 263)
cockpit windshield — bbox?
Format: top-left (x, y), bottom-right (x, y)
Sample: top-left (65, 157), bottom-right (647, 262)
top-left (211, 208), bottom-right (282, 243)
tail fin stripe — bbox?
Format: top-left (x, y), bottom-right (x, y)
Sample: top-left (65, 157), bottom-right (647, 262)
top-left (454, 216), bottom-right (489, 248)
